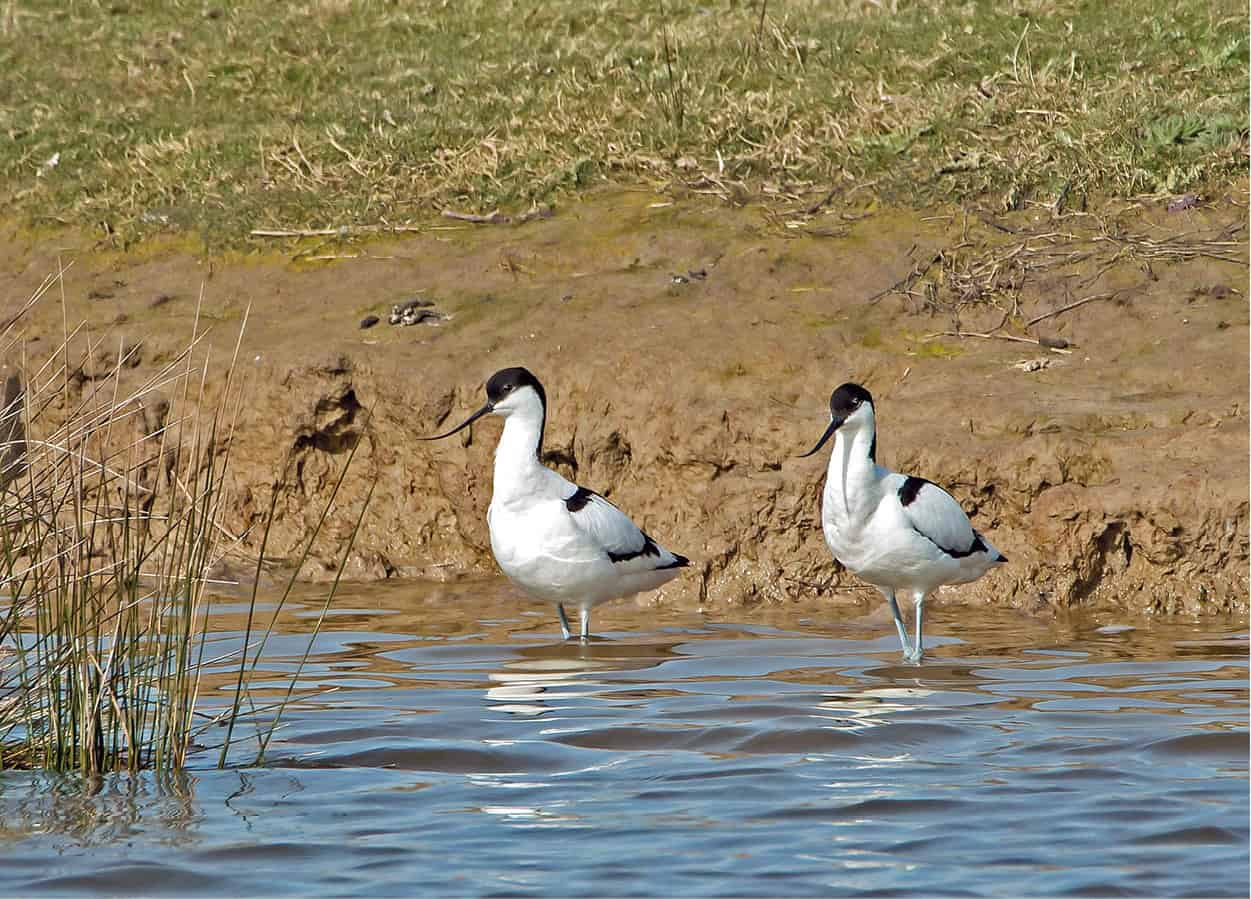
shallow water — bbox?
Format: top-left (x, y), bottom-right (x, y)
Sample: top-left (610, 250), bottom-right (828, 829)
top-left (2, 580), bottom-right (1247, 896)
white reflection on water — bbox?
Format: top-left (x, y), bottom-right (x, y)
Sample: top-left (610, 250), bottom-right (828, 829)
top-left (486, 639), bottom-right (682, 716)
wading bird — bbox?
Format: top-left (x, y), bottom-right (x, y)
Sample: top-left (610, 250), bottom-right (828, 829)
top-left (800, 383), bottom-right (1006, 662)
top-left (422, 367), bottom-right (689, 640)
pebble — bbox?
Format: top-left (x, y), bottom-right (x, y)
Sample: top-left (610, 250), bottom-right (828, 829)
top-left (671, 269), bottom-right (708, 285)
top-left (1166, 193), bottom-right (1201, 212)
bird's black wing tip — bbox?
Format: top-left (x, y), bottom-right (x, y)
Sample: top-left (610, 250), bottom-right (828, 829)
top-left (660, 553), bottom-right (691, 570)
top-left (565, 485), bottom-right (596, 513)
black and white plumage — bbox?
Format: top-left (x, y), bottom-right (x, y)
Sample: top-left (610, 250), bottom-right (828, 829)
top-left (421, 367), bottom-right (689, 640)
top-left (800, 383), bottom-right (1006, 662)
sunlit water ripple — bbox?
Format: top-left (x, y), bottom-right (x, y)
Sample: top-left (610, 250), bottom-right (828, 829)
top-left (2, 581), bottom-right (1247, 896)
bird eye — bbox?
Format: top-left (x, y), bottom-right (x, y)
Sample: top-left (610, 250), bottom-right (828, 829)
top-left (502, 384), bottom-right (513, 393)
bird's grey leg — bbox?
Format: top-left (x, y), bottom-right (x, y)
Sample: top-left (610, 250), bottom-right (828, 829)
top-left (907, 591), bottom-right (927, 663)
top-left (579, 607), bottom-right (591, 642)
top-left (557, 603), bottom-right (572, 641)
top-left (885, 591), bottom-right (910, 657)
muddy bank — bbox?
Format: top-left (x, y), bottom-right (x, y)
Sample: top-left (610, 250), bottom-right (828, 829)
top-left (1, 187), bottom-right (1247, 615)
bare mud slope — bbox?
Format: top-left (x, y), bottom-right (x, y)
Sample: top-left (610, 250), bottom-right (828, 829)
top-left (2, 188), bottom-right (1247, 615)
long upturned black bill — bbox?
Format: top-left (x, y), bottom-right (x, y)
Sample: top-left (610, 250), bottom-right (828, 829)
top-left (798, 417), bottom-right (841, 458)
top-left (419, 402), bottom-right (492, 441)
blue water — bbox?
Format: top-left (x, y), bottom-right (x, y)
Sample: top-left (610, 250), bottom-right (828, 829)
top-left (1, 582), bottom-right (1247, 896)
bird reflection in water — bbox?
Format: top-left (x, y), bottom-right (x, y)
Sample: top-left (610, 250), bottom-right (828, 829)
top-left (486, 640), bottom-right (682, 717)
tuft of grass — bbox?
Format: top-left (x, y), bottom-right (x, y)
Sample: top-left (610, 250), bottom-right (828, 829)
top-left (0, 268), bottom-right (369, 773)
top-left (0, 1), bottom-right (1244, 248)
top-left (909, 338), bottom-right (962, 359)
top-left (858, 326), bottom-right (885, 349)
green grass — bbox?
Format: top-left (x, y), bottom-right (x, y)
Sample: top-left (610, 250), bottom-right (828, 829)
top-left (0, 0), bottom-right (1246, 247)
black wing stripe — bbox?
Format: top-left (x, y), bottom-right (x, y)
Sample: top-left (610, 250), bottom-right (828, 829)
top-left (607, 533), bottom-right (661, 563)
top-left (901, 478), bottom-right (986, 558)
top-left (898, 476), bottom-right (932, 507)
top-left (566, 485), bottom-right (689, 567)
top-left (565, 486), bottom-right (595, 512)
top-left (912, 526), bottom-right (986, 559)
top-left (656, 552), bottom-right (691, 570)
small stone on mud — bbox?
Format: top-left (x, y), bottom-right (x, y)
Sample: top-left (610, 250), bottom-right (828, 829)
top-left (1038, 335), bottom-right (1070, 349)
top-left (1095, 624), bottom-right (1135, 635)
top-left (150, 292), bottom-right (175, 308)
top-left (1166, 193), bottom-right (1202, 212)
top-left (360, 314), bottom-right (380, 329)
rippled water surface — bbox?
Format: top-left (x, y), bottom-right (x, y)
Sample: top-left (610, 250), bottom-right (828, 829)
top-left (2, 581), bottom-right (1247, 896)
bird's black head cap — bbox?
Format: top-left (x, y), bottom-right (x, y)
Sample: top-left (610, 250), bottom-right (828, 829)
top-left (829, 382), bottom-right (874, 418)
top-left (486, 367), bottom-right (547, 457)
top-left (419, 367), bottom-right (547, 451)
top-left (486, 367), bottom-right (546, 410)
top-left (800, 381), bottom-right (877, 461)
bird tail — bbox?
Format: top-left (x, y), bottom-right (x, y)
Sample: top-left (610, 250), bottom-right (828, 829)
top-left (658, 552), bottom-right (690, 570)
top-left (976, 530), bottom-right (1007, 564)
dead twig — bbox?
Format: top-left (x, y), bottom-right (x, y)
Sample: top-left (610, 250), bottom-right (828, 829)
top-left (250, 225), bottom-right (424, 238)
top-left (783, 574), bottom-right (876, 593)
top-left (977, 212), bottom-right (1018, 234)
top-left (442, 209), bottom-right (510, 225)
top-left (1025, 291), bottom-right (1118, 327)
top-left (803, 186), bottom-right (838, 215)
top-left (867, 251), bottom-right (942, 304)
top-left (925, 330), bottom-right (1075, 352)
top-left (440, 205), bottom-right (554, 226)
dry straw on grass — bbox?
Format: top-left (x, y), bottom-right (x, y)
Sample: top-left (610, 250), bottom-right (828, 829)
top-left (0, 1), bottom-right (1244, 247)
top-left (857, 201), bottom-right (1251, 349)
top-left (0, 269), bottom-right (368, 773)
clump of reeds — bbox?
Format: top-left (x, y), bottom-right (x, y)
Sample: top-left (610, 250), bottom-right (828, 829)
top-left (0, 267), bottom-right (366, 773)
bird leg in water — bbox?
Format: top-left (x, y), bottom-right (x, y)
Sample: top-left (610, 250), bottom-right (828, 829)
top-left (558, 603), bottom-right (572, 641)
top-left (580, 607), bottom-right (591, 641)
top-left (906, 592), bottom-right (927, 663)
top-left (885, 591), bottom-right (910, 657)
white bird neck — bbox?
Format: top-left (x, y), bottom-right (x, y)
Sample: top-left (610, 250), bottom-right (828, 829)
top-left (492, 399), bottom-right (547, 504)
top-left (824, 417), bottom-right (882, 515)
